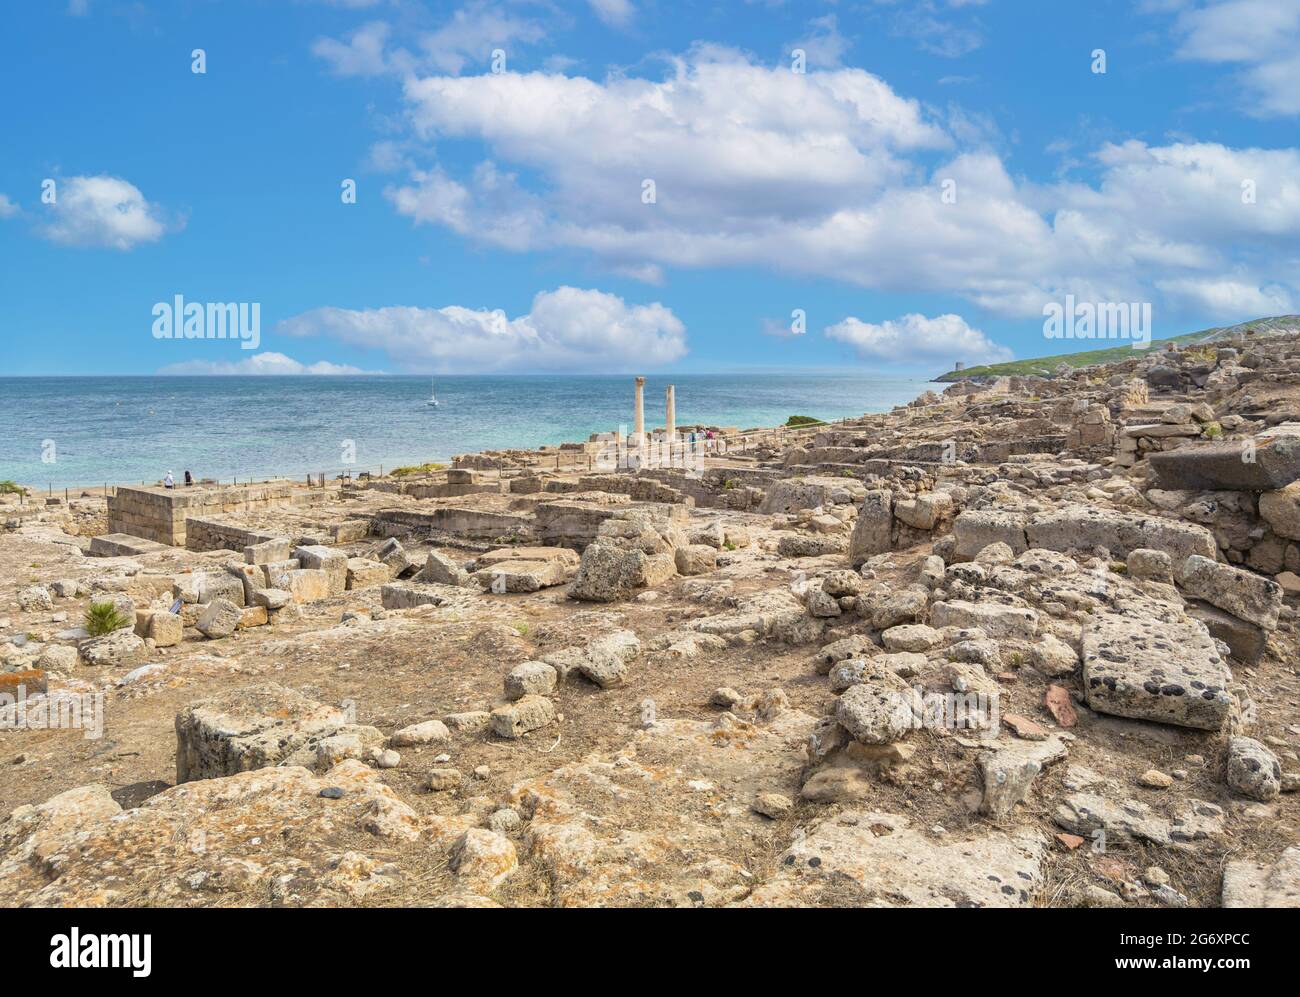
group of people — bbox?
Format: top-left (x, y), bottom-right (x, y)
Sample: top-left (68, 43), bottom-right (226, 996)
top-left (162, 470), bottom-right (194, 489)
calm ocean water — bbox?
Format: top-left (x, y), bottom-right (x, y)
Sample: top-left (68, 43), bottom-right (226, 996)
top-left (0, 374), bottom-right (929, 489)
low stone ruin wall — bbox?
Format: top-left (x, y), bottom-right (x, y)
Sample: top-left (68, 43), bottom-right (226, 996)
top-left (185, 518), bottom-right (282, 553)
top-left (1116, 422), bottom-right (1206, 468)
top-left (107, 483), bottom-right (305, 547)
top-left (371, 506), bottom-right (534, 542)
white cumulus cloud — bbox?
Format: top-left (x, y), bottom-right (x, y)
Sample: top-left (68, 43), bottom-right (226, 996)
top-left (1168, 0), bottom-right (1300, 116)
top-left (277, 286), bottom-right (686, 372)
top-left (1155, 277), bottom-right (1295, 319)
top-left (313, 2), bottom-right (546, 77)
top-left (825, 313), bottom-right (1012, 366)
top-left (157, 352), bottom-right (374, 376)
top-left (303, 34), bottom-right (1300, 326)
top-left (311, 21), bottom-right (395, 77)
top-left (0, 194), bottom-right (19, 219)
top-left (38, 175), bottom-right (170, 250)
top-left (386, 48), bottom-right (1300, 320)
top-left (588, 0), bottom-right (635, 29)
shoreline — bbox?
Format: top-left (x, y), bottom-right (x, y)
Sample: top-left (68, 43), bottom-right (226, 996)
top-left (10, 413), bottom-right (826, 494)
top-left (7, 377), bottom-right (933, 493)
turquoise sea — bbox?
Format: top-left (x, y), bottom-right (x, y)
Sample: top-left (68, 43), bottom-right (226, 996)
top-left (0, 374), bottom-right (929, 489)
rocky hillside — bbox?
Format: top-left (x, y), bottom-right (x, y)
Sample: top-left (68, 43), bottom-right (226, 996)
top-left (936, 315), bottom-right (1300, 381)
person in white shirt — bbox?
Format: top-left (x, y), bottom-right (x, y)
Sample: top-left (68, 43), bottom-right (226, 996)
top-left (163, 471), bottom-right (175, 489)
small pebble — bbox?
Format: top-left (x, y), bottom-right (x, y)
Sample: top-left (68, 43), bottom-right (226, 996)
top-left (1143, 866), bottom-right (1169, 887)
top-left (427, 768), bottom-right (462, 792)
top-left (752, 792), bottom-right (792, 819)
top-left (1138, 769), bottom-right (1173, 789)
top-left (1151, 883), bottom-right (1189, 907)
top-left (488, 807), bottom-right (522, 834)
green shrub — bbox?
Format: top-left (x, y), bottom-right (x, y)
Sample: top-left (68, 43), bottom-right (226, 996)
top-left (391, 462), bottom-right (447, 477)
top-left (84, 601), bottom-right (129, 637)
top-left (0, 480), bottom-right (24, 495)
top-left (784, 415), bottom-right (825, 427)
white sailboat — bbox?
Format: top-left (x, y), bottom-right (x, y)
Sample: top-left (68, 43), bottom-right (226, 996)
top-left (426, 379), bottom-right (440, 407)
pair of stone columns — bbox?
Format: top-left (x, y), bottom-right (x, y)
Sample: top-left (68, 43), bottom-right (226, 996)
top-left (632, 376), bottom-right (675, 445)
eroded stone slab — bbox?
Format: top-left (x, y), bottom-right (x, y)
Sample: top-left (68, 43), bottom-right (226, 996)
top-left (174, 682), bottom-right (379, 782)
top-left (1053, 792), bottom-right (1225, 848)
top-left (743, 811), bottom-right (1045, 908)
top-left (1025, 505), bottom-right (1215, 569)
top-left (1149, 434), bottom-right (1300, 492)
top-left (1082, 609), bottom-right (1232, 730)
top-left (978, 736), bottom-right (1070, 818)
top-left (1221, 847), bottom-right (1300, 908)
top-left (1177, 554), bottom-right (1281, 631)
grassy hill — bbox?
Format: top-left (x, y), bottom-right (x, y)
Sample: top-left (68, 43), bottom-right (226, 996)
top-left (935, 315), bottom-right (1300, 382)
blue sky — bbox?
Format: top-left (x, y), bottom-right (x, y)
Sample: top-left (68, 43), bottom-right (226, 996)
top-left (2, 0), bottom-right (1298, 376)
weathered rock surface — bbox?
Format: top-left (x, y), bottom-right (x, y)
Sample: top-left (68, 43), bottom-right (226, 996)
top-left (505, 661), bottom-right (558, 700)
top-left (932, 600), bottom-right (1038, 639)
top-left (1149, 434), bottom-right (1300, 492)
top-left (834, 664), bottom-right (920, 744)
top-left (1225, 736), bottom-right (1282, 801)
top-left (1025, 505), bottom-right (1216, 569)
top-left (474, 547), bottom-right (579, 592)
top-left (1053, 793), bottom-right (1225, 847)
top-left (569, 543), bottom-right (652, 602)
top-left (510, 708), bottom-right (817, 906)
top-left (78, 629), bottom-right (146, 667)
top-left (420, 549), bottom-right (469, 586)
top-left (1177, 554), bottom-right (1282, 630)
top-left (0, 763), bottom-right (420, 906)
top-left (743, 811), bottom-right (1045, 908)
top-left (196, 597), bottom-right (242, 639)
top-left (978, 736), bottom-right (1069, 818)
top-left (848, 490), bottom-right (893, 566)
top-left (1081, 608), bottom-right (1233, 729)
top-left (953, 510), bottom-right (1028, 561)
top-left (174, 683), bottom-right (378, 782)
top-left (490, 695), bottom-right (557, 739)
top-left (1221, 847), bottom-right (1300, 908)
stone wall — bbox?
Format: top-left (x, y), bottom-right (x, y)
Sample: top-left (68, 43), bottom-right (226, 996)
top-left (371, 506), bottom-right (534, 541)
top-left (106, 482), bottom-right (302, 547)
top-left (185, 518), bottom-right (282, 553)
top-left (1065, 402), bottom-right (1116, 451)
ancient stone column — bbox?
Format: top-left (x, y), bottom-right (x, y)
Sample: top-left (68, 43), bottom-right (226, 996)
top-left (665, 384), bottom-right (676, 465)
top-left (633, 376), bottom-right (646, 446)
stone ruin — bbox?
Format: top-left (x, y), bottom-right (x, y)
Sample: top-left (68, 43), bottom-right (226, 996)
top-left (2, 356), bottom-right (1299, 908)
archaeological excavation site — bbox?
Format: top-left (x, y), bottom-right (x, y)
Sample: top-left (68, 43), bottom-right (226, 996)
top-left (1, 341), bottom-right (1298, 910)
